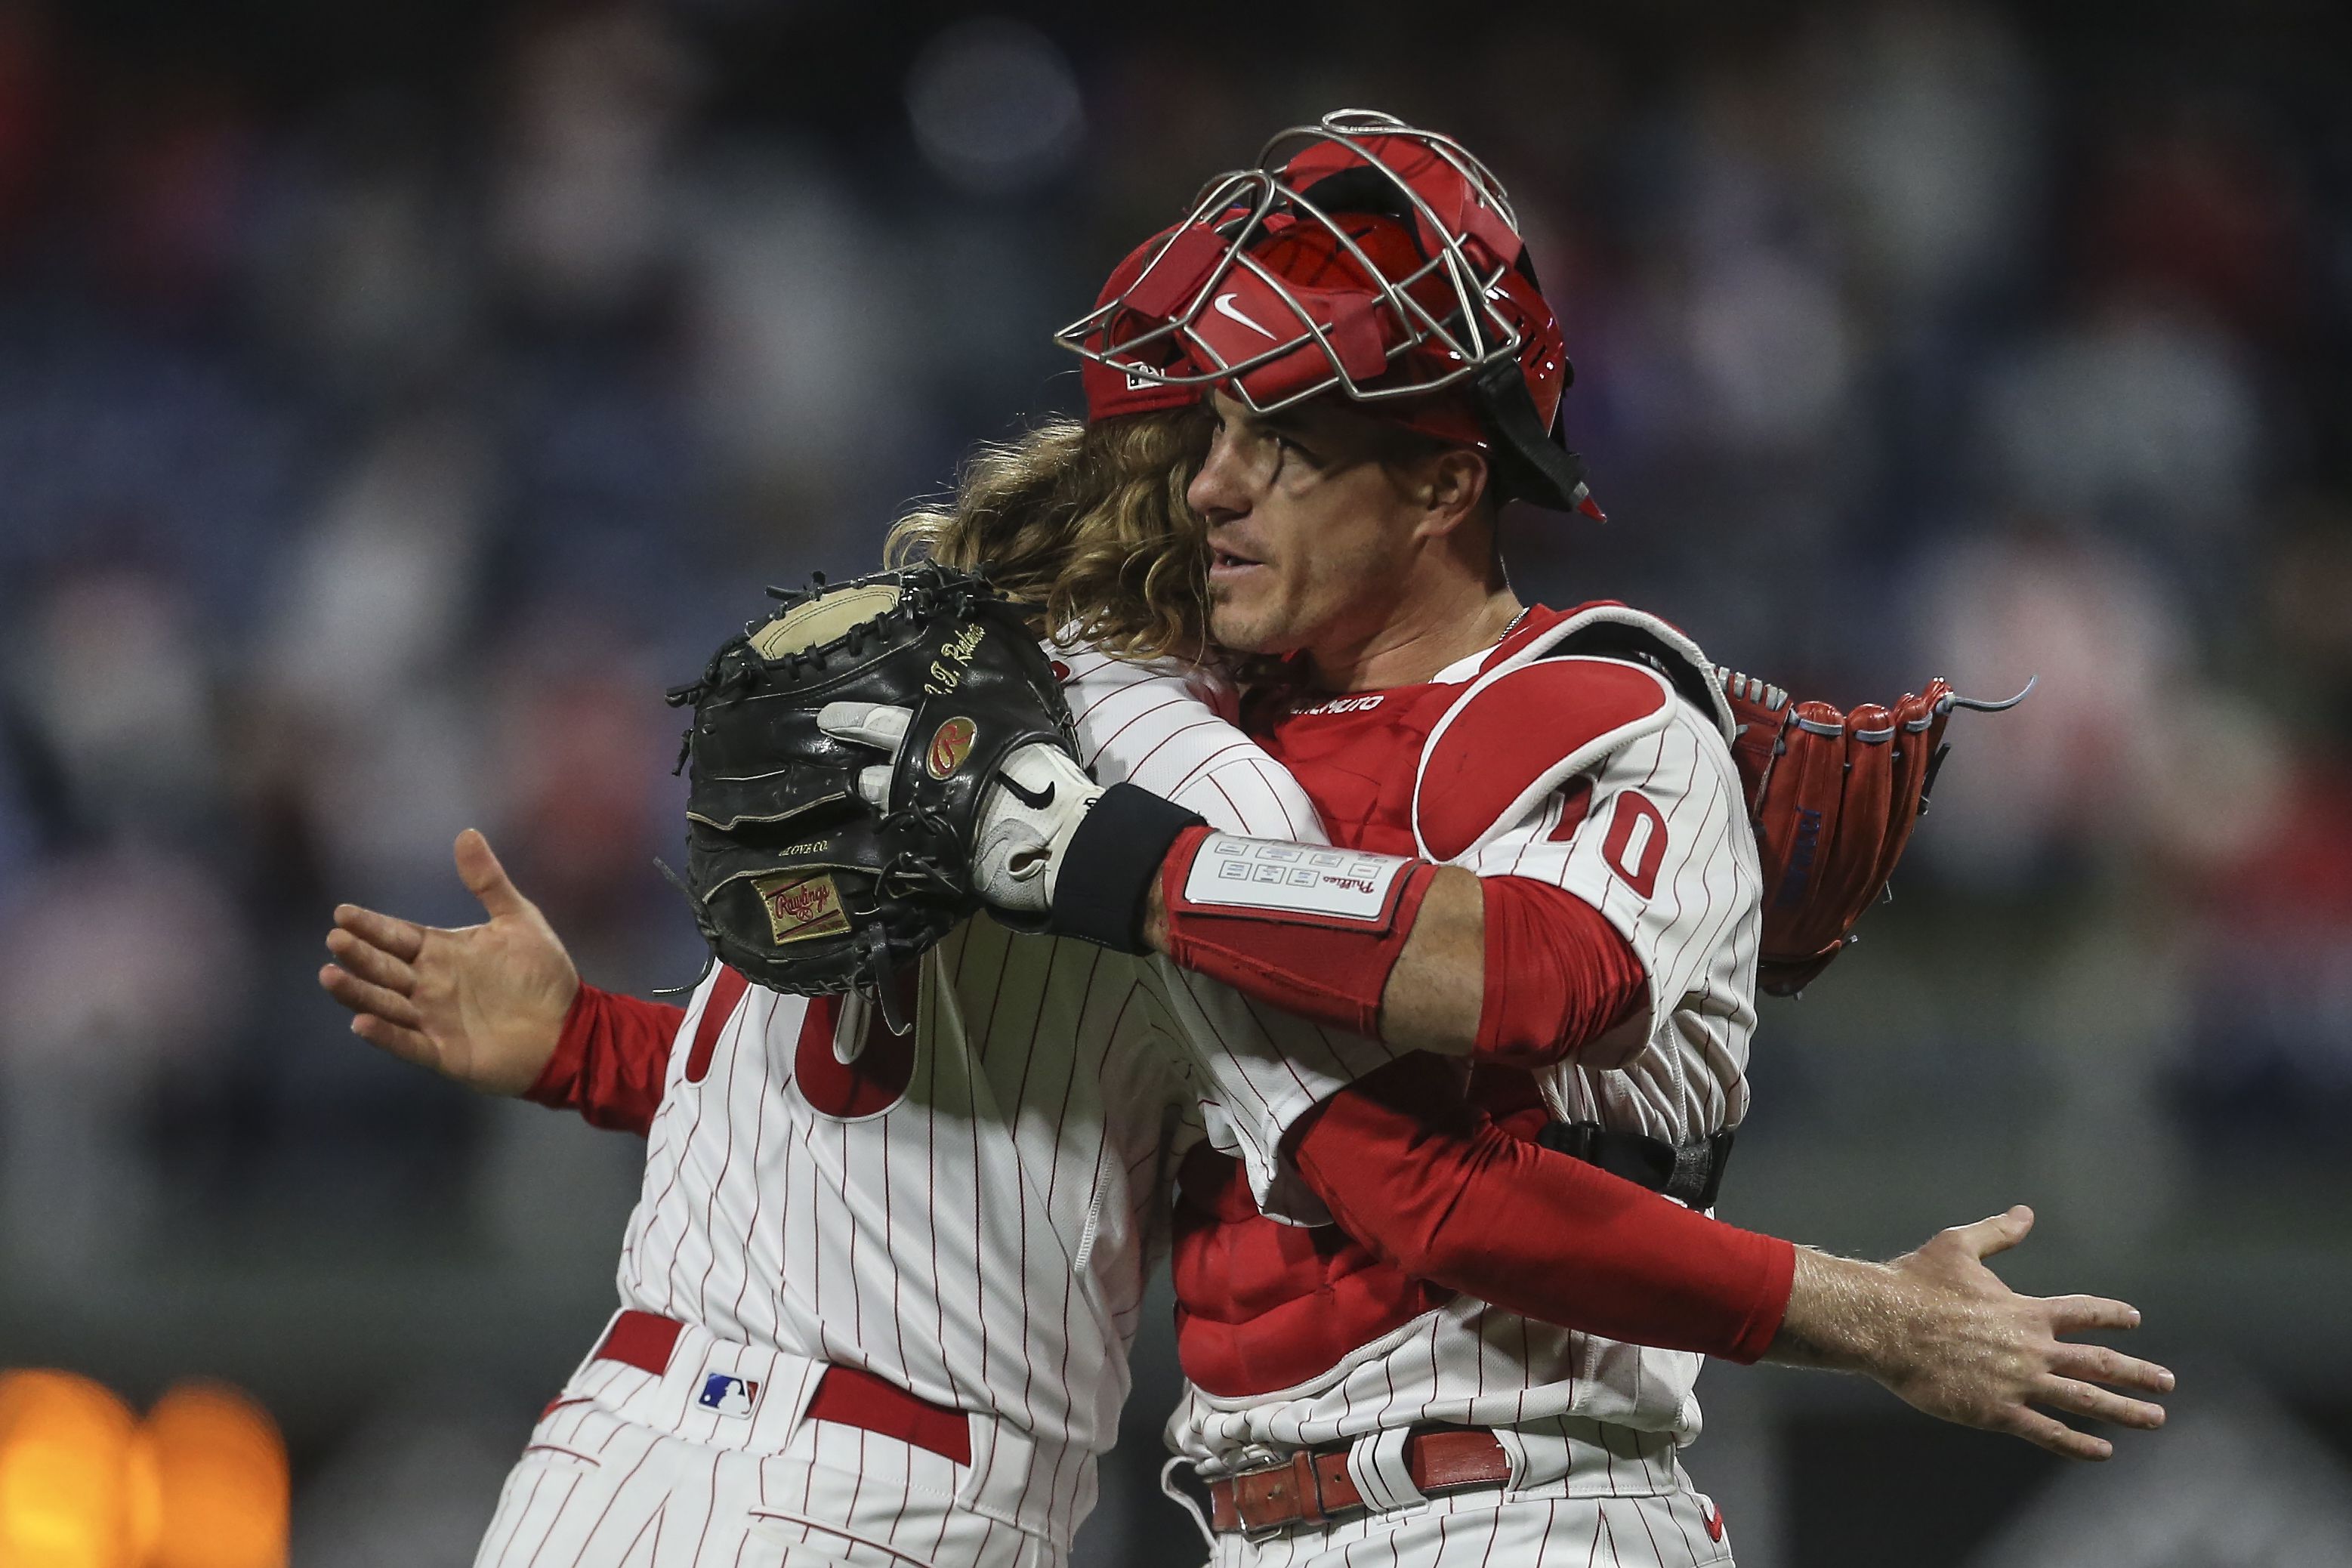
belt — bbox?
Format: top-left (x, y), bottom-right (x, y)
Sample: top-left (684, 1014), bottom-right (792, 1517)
top-left (1205, 1427), bottom-right (1512, 1536)
top-left (1538, 1120), bottom-right (1736, 1209)
top-left (593, 1310), bottom-right (971, 1465)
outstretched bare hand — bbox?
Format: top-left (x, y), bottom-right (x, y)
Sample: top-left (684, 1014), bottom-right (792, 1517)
top-left (318, 829), bottom-right (579, 1096)
top-left (1773, 1205), bottom-right (2172, 1462)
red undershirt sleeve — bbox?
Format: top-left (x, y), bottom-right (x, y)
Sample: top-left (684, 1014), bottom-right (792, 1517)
top-left (523, 983), bottom-right (686, 1137)
top-left (1286, 1054), bottom-right (1795, 1363)
top-left (1477, 875), bottom-right (1650, 1066)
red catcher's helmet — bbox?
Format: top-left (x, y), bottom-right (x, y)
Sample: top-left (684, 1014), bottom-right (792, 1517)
top-left (1056, 109), bottom-right (1600, 518)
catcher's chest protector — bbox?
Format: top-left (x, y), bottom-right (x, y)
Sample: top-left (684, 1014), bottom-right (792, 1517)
top-left (1248, 680), bottom-right (1462, 857)
top-left (1245, 602), bottom-right (1729, 860)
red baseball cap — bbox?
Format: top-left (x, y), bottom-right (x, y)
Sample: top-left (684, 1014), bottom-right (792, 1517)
top-left (1079, 227), bottom-right (1202, 423)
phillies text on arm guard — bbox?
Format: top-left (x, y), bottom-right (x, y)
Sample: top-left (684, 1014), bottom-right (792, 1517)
top-left (1156, 829), bottom-right (1443, 1040)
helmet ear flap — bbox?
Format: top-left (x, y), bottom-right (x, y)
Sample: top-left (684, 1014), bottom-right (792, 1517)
top-left (1472, 359), bottom-right (1598, 518)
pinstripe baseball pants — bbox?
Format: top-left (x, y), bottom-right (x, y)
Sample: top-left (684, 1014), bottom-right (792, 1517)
top-left (474, 1397), bottom-right (1063, 1568)
top-left (1191, 1475), bottom-right (1735, 1568)
top-left (1185, 1476), bottom-right (1740, 1568)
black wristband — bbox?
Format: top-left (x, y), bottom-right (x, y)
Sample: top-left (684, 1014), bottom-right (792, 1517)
top-left (1047, 782), bottom-right (1206, 954)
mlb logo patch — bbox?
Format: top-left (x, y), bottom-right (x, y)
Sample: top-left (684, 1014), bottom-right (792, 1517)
top-left (697, 1372), bottom-right (761, 1419)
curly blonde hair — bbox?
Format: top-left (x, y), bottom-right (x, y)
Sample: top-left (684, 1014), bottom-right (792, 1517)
top-left (885, 407), bottom-right (1215, 659)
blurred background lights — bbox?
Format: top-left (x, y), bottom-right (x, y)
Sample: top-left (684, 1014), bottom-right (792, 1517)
top-left (144, 1384), bottom-right (289, 1568)
top-left (0, 1372), bottom-right (150, 1568)
top-left (903, 18), bottom-right (1084, 195)
top-left (0, 1373), bottom-right (285, 1568)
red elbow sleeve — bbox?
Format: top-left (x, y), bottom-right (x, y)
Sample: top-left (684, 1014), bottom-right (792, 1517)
top-left (1290, 1056), bottom-right (1793, 1363)
top-left (526, 984), bottom-right (684, 1137)
top-left (1475, 877), bottom-right (1647, 1066)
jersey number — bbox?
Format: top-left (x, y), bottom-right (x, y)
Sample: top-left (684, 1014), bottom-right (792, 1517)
top-left (792, 972), bottom-right (919, 1120)
top-left (1601, 791), bottom-right (1668, 899)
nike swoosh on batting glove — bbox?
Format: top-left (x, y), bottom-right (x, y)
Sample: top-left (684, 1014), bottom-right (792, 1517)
top-left (817, 701), bottom-right (1106, 914)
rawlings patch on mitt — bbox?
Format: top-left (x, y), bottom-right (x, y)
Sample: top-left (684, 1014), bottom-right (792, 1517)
top-left (1717, 667), bottom-right (2026, 997)
top-left (664, 563), bottom-right (1079, 1029)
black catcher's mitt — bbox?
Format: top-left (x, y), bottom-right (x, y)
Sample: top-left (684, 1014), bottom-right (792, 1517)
top-left (665, 563), bottom-right (1079, 1029)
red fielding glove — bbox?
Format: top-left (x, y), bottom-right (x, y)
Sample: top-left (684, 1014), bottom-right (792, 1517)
top-left (1716, 668), bottom-right (1998, 995)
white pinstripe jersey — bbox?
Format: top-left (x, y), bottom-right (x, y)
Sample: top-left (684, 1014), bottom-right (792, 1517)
top-left (605, 644), bottom-right (1398, 1547)
top-left (1166, 640), bottom-right (1763, 1491)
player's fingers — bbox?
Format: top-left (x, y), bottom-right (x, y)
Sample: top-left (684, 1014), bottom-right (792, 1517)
top-left (2049, 1340), bottom-right (2173, 1394)
top-left (2034, 1374), bottom-right (2165, 1432)
top-left (332, 903), bottom-right (427, 963)
top-left (455, 829), bottom-right (529, 921)
top-left (2000, 1407), bottom-right (2113, 1462)
top-left (324, 927), bottom-right (418, 995)
top-left (1953, 1204), bottom-right (2034, 1261)
top-left (856, 764), bottom-right (893, 812)
top-left (349, 1011), bottom-right (440, 1070)
top-left (2044, 1294), bottom-right (2143, 1335)
top-left (317, 964), bottom-right (425, 1030)
top-left (818, 702), bottom-right (911, 758)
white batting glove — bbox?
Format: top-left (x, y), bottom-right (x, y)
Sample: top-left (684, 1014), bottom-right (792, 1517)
top-left (817, 701), bottom-right (1104, 915)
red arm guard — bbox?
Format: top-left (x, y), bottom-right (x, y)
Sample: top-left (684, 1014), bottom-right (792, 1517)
top-left (1288, 1054), bottom-right (1794, 1363)
top-left (1158, 823), bottom-right (1647, 1064)
top-left (1156, 824), bottom-right (1440, 1039)
top-left (1477, 876), bottom-right (1647, 1066)
top-left (524, 983), bottom-right (685, 1137)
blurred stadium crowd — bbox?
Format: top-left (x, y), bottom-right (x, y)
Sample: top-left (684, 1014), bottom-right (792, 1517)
top-left (0, 1), bottom-right (2348, 1563)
